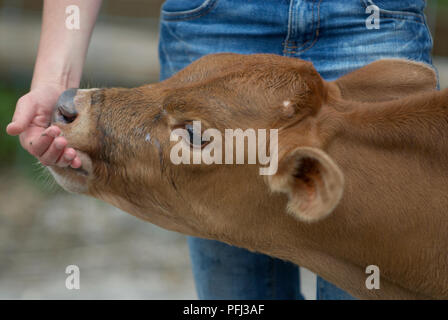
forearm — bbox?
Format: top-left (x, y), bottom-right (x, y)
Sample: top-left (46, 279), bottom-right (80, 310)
top-left (31, 0), bottom-right (102, 90)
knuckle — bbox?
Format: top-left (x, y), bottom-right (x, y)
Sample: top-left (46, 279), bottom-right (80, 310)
top-left (18, 95), bottom-right (32, 106)
top-left (17, 96), bottom-right (25, 104)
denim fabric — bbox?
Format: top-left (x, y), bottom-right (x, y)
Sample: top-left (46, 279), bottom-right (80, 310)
top-left (187, 237), bottom-right (304, 300)
top-left (158, 0), bottom-right (434, 300)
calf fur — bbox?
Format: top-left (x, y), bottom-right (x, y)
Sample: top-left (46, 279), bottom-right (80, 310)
top-left (48, 53), bottom-right (448, 299)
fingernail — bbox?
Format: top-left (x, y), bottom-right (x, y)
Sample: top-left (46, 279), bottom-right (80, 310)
top-left (64, 153), bottom-right (75, 161)
top-left (55, 141), bottom-right (65, 150)
top-left (71, 158), bottom-right (81, 168)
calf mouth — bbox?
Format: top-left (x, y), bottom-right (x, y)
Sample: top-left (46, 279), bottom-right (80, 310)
top-left (68, 166), bottom-right (89, 176)
top-left (47, 88), bottom-right (97, 193)
top-left (48, 150), bottom-right (93, 193)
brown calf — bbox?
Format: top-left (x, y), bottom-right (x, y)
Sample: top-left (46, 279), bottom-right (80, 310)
top-left (48, 53), bottom-right (448, 299)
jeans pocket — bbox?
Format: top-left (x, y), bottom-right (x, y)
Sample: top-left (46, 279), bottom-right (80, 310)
top-left (161, 0), bottom-right (219, 22)
top-left (362, 0), bottom-right (426, 24)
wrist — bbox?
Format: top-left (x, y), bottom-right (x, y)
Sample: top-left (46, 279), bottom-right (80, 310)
top-left (31, 55), bottom-right (83, 91)
top-left (31, 68), bottom-right (81, 91)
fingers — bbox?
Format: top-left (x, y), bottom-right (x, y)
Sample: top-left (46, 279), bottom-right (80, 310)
top-left (21, 126), bottom-right (82, 168)
top-left (39, 136), bottom-right (67, 166)
top-left (38, 139), bottom-right (82, 168)
top-left (55, 148), bottom-right (76, 167)
top-left (70, 156), bottom-right (82, 168)
top-left (6, 95), bottom-right (37, 136)
top-left (8, 88), bottom-right (83, 169)
top-left (24, 126), bottom-right (61, 157)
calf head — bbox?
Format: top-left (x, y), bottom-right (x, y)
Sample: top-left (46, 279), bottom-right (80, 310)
top-left (48, 53), bottom-right (437, 241)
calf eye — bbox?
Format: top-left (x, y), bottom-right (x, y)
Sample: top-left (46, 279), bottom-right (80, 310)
top-left (185, 123), bottom-right (207, 148)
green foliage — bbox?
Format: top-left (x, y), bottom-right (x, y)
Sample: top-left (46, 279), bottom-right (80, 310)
top-left (0, 84), bottom-right (55, 191)
top-left (0, 84), bottom-right (34, 167)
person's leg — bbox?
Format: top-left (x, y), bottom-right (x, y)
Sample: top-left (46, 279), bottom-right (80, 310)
top-left (158, 0), bottom-right (304, 300)
top-left (159, 0), bottom-right (292, 80)
top-left (316, 278), bottom-right (356, 300)
top-left (296, 0), bottom-right (434, 80)
top-left (188, 238), bottom-right (303, 299)
top-left (286, 0), bottom-right (434, 299)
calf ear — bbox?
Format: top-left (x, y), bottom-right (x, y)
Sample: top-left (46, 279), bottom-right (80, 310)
top-left (267, 147), bottom-right (344, 222)
top-left (333, 59), bottom-right (438, 102)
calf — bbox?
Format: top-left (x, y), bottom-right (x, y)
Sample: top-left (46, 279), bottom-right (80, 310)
top-left (48, 53), bottom-right (448, 299)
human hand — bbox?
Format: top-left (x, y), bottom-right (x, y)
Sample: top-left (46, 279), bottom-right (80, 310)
top-left (6, 84), bottom-right (82, 168)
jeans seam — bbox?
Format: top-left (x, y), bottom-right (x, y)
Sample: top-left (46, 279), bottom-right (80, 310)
top-left (161, 0), bottom-right (219, 22)
top-left (296, 0), bottom-right (321, 54)
top-left (283, 0), bottom-right (296, 55)
top-left (420, 10), bottom-right (439, 89)
top-left (283, 0), bottom-right (321, 55)
top-left (283, 0), bottom-right (316, 53)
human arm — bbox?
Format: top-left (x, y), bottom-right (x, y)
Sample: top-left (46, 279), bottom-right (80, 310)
top-left (6, 0), bottom-right (102, 167)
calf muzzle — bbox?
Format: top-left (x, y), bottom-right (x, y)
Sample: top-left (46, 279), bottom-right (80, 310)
top-left (52, 88), bottom-right (78, 124)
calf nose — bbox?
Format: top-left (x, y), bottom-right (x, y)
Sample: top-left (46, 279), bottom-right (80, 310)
top-left (53, 88), bottom-right (78, 124)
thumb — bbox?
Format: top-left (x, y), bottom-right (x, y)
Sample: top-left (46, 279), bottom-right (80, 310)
top-left (6, 96), bottom-right (36, 136)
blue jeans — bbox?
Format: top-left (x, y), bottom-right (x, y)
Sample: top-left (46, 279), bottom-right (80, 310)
top-left (158, 0), bottom-right (433, 299)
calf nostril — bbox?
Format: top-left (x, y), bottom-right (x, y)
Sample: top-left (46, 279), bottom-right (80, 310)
top-left (54, 88), bottom-right (78, 124)
top-left (58, 105), bottom-right (78, 123)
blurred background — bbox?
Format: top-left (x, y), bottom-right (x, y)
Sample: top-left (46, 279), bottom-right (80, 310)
top-left (0, 0), bottom-right (447, 299)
